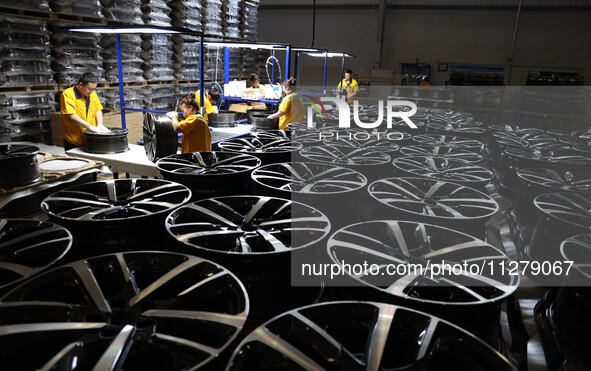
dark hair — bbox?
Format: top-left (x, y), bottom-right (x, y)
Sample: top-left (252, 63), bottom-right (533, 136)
top-left (283, 77), bottom-right (297, 91)
top-left (180, 93), bottom-right (200, 113)
top-left (79, 72), bottom-right (98, 85)
top-left (207, 85), bottom-right (221, 103)
top-left (249, 73), bottom-right (260, 84)
top-left (345, 69), bottom-right (353, 75)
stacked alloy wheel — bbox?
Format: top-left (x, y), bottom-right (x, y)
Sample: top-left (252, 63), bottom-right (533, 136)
top-left (0, 252), bottom-right (249, 370)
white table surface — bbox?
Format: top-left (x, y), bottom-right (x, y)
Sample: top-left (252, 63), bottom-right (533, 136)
top-left (67, 144), bottom-right (161, 178)
top-left (65, 125), bottom-right (252, 178)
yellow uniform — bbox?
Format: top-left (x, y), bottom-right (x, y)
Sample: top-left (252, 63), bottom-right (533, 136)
top-left (179, 113), bottom-right (212, 153)
top-left (337, 78), bottom-right (360, 104)
top-left (278, 92), bottom-right (305, 130)
top-left (60, 85), bottom-right (103, 146)
top-left (194, 90), bottom-right (216, 122)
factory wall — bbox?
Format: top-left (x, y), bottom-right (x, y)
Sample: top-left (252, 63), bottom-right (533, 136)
top-left (258, 7), bottom-right (591, 85)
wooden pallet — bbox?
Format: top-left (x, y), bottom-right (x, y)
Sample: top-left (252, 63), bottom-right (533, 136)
top-left (0, 85), bottom-right (58, 94)
top-left (0, 5), bottom-right (52, 20)
top-left (52, 12), bottom-right (107, 25)
top-left (97, 81), bottom-right (147, 89)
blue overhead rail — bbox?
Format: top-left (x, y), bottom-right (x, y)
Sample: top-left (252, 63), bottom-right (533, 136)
top-left (65, 25), bottom-right (203, 128)
top-left (203, 40), bottom-right (292, 106)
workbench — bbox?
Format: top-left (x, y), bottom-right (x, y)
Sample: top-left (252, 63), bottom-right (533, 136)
top-left (67, 124), bottom-right (253, 178)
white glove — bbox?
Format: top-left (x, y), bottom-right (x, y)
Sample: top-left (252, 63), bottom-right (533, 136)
top-left (87, 125), bottom-right (101, 133)
top-left (97, 125), bottom-right (110, 133)
top-left (166, 111), bottom-right (178, 119)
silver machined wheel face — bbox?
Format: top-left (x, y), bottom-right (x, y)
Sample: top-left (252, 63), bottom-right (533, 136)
top-left (327, 220), bottom-right (519, 305)
top-left (324, 137), bottom-right (400, 153)
top-left (0, 251), bottom-right (249, 371)
top-left (251, 162), bottom-right (368, 194)
top-left (218, 136), bottom-right (303, 154)
top-left (368, 177), bottom-right (498, 220)
top-left (368, 130), bottom-right (412, 142)
top-left (427, 122), bottom-right (488, 135)
top-left (504, 147), bottom-right (591, 166)
top-left (0, 219), bottom-right (72, 290)
top-left (493, 131), bottom-right (557, 149)
top-left (290, 131), bottom-right (324, 144)
top-left (41, 179), bottom-right (192, 222)
top-left (226, 301), bottom-right (517, 371)
top-left (411, 134), bottom-right (483, 150)
top-left (166, 196), bottom-right (330, 254)
top-left (534, 193), bottom-right (591, 229)
top-left (300, 145), bottom-right (392, 166)
top-left (250, 130), bottom-right (293, 141)
top-left (156, 152), bottom-right (262, 177)
top-left (399, 145), bottom-right (483, 164)
top-left (517, 168), bottom-right (591, 194)
top-left (392, 156), bottom-right (494, 185)
top-left (560, 234), bottom-right (591, 280)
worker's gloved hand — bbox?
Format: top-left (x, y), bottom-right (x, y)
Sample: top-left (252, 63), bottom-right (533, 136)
top-left (266, 115), bottom-right (274, 119)
top-left (166, 111), bottom-right (178, 119)
top-left (96, 125), bottom-right (110, 133)
top-left (87, 125), bottom-right (101, 133)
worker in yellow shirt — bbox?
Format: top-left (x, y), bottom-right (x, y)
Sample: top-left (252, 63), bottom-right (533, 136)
top-left (194, 86), bottom-right (221, 122)
top-left (59, 72), bottom-right (108, 150)
top-left (267, 77), bottom-right (305, 130)
top-left (168, 93), bottom-right (212, 153)
top-left (337, 69), bottom-right (359, 104)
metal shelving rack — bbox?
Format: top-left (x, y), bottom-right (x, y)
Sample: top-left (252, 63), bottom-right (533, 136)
top-left (66, 25), bottom-right (203, 128)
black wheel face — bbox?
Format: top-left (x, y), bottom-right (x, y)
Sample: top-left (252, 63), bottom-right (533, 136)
top-left (251, 162), bottom-right (367, 194)
top-left (324, 137), bottom-right (400, 153)
top-left (0, 144), bottom-right (39, 158)
top-left (560, 234), bottom-right (591, 281)
top-left (0, 251), bottom-right (249, 370)
top-left (209, 111), bottom-right (237, 127)
top-left (504, 147), bottom-right (591, 167)
top-left (143, 113), bottom-right (177, 162)
top-left (218, 136), bottom-right (303, 154)
top-left (0, 143), bottom-right (41, 188)
top-left (534, 193), bottom-right (591, 229)
top-left (0, 219), bottom-right (72, 290)
top-left (84, 128), bottom-right (129, 154)
top-left (412, 134), bottom-right (483, 150)
top-left (41, 179), bottom-right (191, 223)
top-left (327, 220), bottom-right (518, 305)
top-left (399, 145), bottom-right (483, 164)
top-left (227, 301), bottom-right (517, 371)
top-left (156, 152), bottom-right (261, 177)
top-left (166, 196), bottom-right (330, 254)
top-left (368, 177), bottom-right (498, 220)
top-left (300, 145), bottom-right (392, 166)
top-left (392, 156), bottom-right (494, 185)
top-left (517, 168), bottom-right (591, 194)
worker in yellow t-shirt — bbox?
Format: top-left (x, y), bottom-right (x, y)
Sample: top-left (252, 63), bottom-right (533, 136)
top-left (194, 86), bottom-right (221, 122)
top-left (267, 77), bottom-right (305, 130)
top-left (59, 72), bottom-right (108, 150)
top-left (337, 69), bottom-right (359, 104)
top-left (168, 93), bottom-right (212, 153)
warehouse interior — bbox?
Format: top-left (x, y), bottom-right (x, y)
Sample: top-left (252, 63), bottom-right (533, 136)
top-left (0, 0), bottom-right (590, 370)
